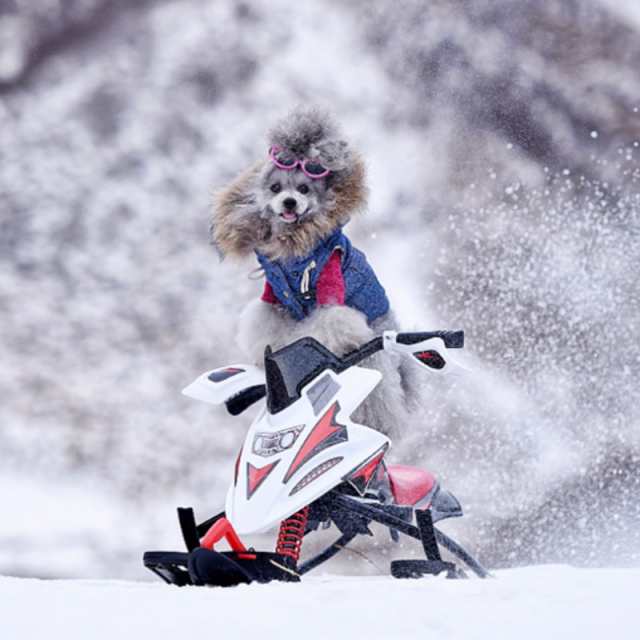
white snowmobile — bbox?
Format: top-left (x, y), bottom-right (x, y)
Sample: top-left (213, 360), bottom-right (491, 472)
top-left (144, 330), bottom-right (489, 586)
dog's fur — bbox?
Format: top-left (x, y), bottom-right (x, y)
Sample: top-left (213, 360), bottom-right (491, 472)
top-left (212, 107), bottom-right (420, 438)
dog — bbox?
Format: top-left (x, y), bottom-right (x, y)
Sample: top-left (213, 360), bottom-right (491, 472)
top-left (210, 107), bottom-right (420, 438)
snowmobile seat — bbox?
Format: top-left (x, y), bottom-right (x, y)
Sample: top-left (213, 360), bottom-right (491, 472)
top-left (386, 465), bottom-right (437, 506)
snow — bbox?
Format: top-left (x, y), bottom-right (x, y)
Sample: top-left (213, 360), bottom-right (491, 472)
top-left (2, 0), bottom-right (640, 579)
top-left (598, 0), bottom-right (640, 27)
top-left (1, 566), bottom-right (637, 640)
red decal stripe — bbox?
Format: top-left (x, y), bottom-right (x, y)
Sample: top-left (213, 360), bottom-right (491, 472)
top-left (345, 444), bottom-right (389, 496)
top-left (284, 402), bottom-right (345, 483)
top-left (246, 460), bottom-right (279, 499)
top-left (352, 450), bottom-right (386, 484)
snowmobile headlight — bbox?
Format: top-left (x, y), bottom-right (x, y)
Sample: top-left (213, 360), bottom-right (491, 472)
top-left (252, 427), bottom-right (302, 458)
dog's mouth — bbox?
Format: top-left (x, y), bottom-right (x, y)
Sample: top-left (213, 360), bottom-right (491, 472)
top-left (279, 210), bottom-right (299, 224)
top-left (279, 208), bottom-right (309, 224)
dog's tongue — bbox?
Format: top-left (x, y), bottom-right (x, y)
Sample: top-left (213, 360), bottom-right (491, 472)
top-left (281, 211), bottom-right (298, 222)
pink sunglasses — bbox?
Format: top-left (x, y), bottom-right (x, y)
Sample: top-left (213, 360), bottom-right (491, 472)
top-left (269, 145), bottom-right (331, 179)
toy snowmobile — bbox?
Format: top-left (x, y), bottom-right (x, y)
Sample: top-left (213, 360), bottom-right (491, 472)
top-left (143, 330), bottom-right (489, 586)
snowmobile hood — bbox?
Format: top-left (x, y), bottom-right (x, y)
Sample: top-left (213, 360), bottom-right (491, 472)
top-left (226, 365), bottom-right (389, 535)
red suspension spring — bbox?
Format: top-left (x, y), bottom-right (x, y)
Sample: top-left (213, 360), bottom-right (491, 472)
top-left (276, 507), bottom-right (309, 563)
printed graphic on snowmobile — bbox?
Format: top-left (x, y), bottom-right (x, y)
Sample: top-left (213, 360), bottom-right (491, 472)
top-left (144, 330), bottom-right (490, 586)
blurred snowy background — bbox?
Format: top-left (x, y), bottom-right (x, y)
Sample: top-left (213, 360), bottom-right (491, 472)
top-left (1, 0), bottom-right (639, 579)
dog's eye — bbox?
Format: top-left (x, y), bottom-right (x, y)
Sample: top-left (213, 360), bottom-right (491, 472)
top-left (270, 183), bottom-right (281, 193)
top-left (297, 184), bottom-right (310, 194)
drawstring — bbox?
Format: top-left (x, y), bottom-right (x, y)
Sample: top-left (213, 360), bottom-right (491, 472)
top-left (300, 260), bottom-right (316, 299)
top-left (248, 267), bottom-right (265, 280)
top-left (250, 259), bottom-right (317, 305)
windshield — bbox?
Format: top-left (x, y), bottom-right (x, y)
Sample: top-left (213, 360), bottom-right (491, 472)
top-left (264, 338), bottom-right (345, 414)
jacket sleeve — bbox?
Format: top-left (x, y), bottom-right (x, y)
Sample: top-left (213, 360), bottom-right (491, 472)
top-left (316, 250), bottom-right (345, 305)
top-left (261, 280), bottom-right (278, 304)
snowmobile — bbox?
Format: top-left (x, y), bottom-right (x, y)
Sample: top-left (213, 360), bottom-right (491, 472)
top-left (143, 330), bottom-right (489, 587)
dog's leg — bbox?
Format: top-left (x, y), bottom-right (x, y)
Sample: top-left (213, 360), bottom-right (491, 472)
top-left (352, 312), bottom-right (423, 438)
top-left (292, 304), bottom-right (374, 356)
top-left (369, 311), bottom-right (425, 415)
top-left (351, 349), bottom-right (413, 439)
top-left (290, 306), bottom-right (411, 438)
top-left (237, 301), bottom-right (418, 439)
top-left (237, 299), bottom-right (299, 365)
top-left (238, 301), bottom-right (371, 365)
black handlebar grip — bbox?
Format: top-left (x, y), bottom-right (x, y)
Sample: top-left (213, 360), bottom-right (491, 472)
top-left (225, 384), bottom-right (267, 416)
top-left (396, 330), bottom-right (464, 349)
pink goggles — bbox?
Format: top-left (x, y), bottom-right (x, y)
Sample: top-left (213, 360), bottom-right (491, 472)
top-left (269, 145), bottom-right (331, 179)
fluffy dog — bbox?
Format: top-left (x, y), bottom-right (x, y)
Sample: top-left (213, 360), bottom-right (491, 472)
top-left (211, 107), bottom-right (419, 438)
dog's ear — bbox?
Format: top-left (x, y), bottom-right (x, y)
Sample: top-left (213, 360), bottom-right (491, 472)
top-left (325, 152), bottom-right (368, 225)
top-left (312, 139), bottom-right (352, 172)
top-left (211, 162), bottom-right (271, 258)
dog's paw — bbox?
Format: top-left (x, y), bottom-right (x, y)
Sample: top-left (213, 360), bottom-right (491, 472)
top-left (295, 304), bottom-right (373, 356)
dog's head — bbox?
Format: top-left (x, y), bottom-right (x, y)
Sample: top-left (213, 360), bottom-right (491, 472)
top-left (212, 107), bottom-right (367, 260)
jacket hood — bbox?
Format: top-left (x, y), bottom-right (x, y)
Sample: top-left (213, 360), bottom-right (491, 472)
top-left (211, 107), bottom-right (368, 260)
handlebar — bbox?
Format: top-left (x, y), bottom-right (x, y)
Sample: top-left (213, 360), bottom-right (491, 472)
top-left (396, 330), bottom-right (464, 349)
top-left (341, 330), bottom-right (464, 369)
top-left (225, 329), bottom-right (465, 415)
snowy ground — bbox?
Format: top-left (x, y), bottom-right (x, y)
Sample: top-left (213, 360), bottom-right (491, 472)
top-left (1, 566), bottom-right (637, 640)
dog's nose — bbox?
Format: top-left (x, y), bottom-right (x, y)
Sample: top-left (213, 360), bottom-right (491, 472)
top-left (283, 197), bottom-right (297, 210)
